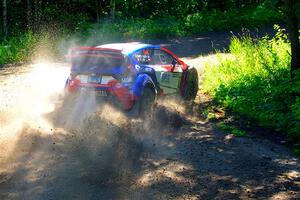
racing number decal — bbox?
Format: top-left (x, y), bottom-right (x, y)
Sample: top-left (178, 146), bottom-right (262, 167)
top-left (158, 71), bottom-right (182, 94)
top-left (161, 72), bottom-right (170, 83)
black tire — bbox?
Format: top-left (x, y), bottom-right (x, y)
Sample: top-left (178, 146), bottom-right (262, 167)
top-left (181, 67), bottom-right (199, 101)
top-left (140, 87), bottom-right (155, 117)
top-left (128, 86), bottom-right (155, 118)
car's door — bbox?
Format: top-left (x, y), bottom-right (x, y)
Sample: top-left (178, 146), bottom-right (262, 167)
top-left (150, 49), bottom-right (182, 94)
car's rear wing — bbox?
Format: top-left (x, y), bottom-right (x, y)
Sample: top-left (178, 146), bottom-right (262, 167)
top-left (67, 46), bottom-right (127, 71)
top-left (66, 46), bottom-right (124, 60)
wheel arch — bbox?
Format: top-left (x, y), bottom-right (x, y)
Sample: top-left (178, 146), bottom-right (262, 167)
top-left (132, 73), bottom-right (157, 98)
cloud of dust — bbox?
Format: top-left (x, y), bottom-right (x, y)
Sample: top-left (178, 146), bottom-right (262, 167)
top-left (0, 30), bottom-right (195, 198)
top-left (0, 62), bottom-right (69, 159)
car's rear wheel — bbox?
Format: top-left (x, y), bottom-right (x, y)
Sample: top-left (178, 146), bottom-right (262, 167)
top-left (181, 67), bottom-right (199, 101)
top-left (140, 87), bottom-right (155, 117)
top-left (128, 86), bottom-right (155, 118)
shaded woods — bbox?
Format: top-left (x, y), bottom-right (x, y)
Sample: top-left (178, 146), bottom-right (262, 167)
top-left (0, 0), bottom-right (284, 37)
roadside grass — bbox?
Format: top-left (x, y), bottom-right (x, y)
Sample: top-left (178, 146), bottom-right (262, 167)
top-left (202, 25), bottom-right (300, 144)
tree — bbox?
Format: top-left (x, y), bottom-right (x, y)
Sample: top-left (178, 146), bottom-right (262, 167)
top-left (95, 0), bottom-right (100, 23)
top-left (27, 0), bottom-right (32, 30)
top-left (285, 0), bottom-right (300, 79)
top-left (3, 0), bottom-right (8, 38)
top-left (110, 0), bottom-right (115, 20)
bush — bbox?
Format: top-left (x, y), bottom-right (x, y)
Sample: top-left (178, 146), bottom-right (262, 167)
top-left (0, 32), bottom-right (37, 64)
top-left (203, 26), bottom-right (300, 143)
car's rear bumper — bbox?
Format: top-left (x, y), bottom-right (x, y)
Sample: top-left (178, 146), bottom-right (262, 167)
top-left (66, 79), bottom-right (137, 110)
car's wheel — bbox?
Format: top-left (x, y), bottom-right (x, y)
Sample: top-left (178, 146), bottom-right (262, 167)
top-left (139, 87), bottom-right (155, 117)
top-left (128, 86), bottom-right (155, 118)
top-left (181, 67), bottom-right (199, 101)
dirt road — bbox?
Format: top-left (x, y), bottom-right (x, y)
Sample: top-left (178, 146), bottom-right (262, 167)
top-left (0, 30), bottom-right (300, 200)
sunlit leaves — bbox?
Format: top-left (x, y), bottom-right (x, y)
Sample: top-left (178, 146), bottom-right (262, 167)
top-left (203, 27), bottom-right (300, 142)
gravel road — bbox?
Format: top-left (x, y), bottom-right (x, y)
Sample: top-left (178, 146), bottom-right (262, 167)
top-left (0, 28), bottom-right (299, 200)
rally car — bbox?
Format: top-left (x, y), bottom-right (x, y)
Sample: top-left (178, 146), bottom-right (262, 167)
top-left (65, 42), bottom-right (198, 115)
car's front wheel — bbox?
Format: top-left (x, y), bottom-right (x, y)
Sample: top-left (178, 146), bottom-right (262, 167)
top-left (181, 67), bottom-right (199, 101)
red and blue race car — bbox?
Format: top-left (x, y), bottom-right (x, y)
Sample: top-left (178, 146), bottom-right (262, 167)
top-left (65, 42), bottom-right (198, 115)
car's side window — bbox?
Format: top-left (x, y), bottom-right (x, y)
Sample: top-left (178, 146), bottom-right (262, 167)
top-left (133, 49), bottom-right (152, 65)
top-left (151, 50), bottom-right (174, 65)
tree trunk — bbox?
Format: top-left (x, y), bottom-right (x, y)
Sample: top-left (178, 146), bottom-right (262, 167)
top-left (285, 0), bottom-right (300, 79)
top-left (3, 0), bottom-right (8, 38)
top-left (27, 0), bottom-right (32, 30)
top-left (110, 0), bottom-right (115, 20)
top-left (95, 0), bottom-right (100, 23)
top-left (33, 0), bottom-right (41, 32)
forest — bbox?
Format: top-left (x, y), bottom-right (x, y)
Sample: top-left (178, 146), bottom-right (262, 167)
top-left (1, 0), bottom-right (285, 36)
top-left (0, 1), bottom-right (300, 145)
top-left (0, 1), bottom-right (289, 61)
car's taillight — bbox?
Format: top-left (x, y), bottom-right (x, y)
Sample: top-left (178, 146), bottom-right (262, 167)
top-left (69, 74), bottom-right (81, 86)
top-left (70, 73), bottom-right (77, 80)
top-left (70, 74), bottom-right (87, 83)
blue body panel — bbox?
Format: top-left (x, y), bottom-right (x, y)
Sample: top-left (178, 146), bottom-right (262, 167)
top-left (132, 73), bottom-right (155, 97)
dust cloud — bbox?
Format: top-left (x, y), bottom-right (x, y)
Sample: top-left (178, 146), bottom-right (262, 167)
top-left (0, 62), bottom-right (68, 158)
top-left (0, 58), bottom-right (189, 199)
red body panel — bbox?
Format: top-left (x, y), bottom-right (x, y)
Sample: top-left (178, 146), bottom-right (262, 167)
top-left (67, 79), bottom-right (136, 110)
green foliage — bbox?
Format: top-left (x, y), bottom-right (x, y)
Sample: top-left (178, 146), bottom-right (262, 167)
top-left (68, 4), bottom-right (283, 44)
top-left (0, 32), bottom-right (63, 65)
top-left (289, 95), bottom-right (300, 142)
top-left (0, 32), bottom-right (37, 64)
top-left (184, 4), bottom-right (283, 33)
top-left (203, 26), bottom-right (300, 143)
top-left (75, 17), bottom-right (185, 42)
top-left (0, 1), bottom-right (286, 64)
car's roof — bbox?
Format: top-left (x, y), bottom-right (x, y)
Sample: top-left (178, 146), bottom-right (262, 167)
top-left (97, 42), bottom-right (159, 55)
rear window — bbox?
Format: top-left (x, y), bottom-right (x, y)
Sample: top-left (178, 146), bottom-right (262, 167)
top-left (71, 50), bottom-right (124, 68)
